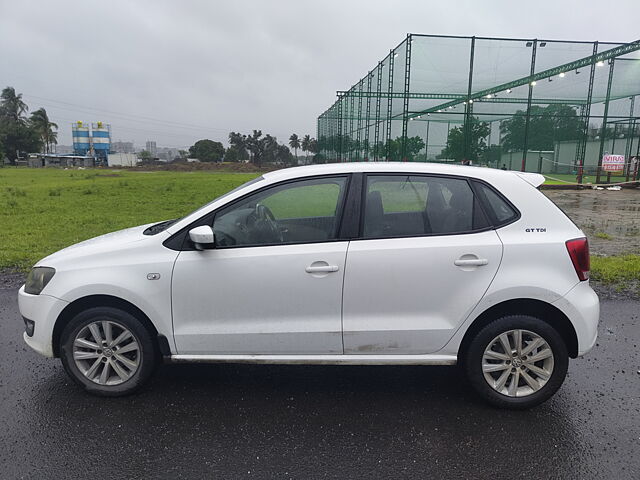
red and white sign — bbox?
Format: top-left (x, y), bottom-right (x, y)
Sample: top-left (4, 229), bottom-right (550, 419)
top-left (602, 154), bottom-right (625, 172)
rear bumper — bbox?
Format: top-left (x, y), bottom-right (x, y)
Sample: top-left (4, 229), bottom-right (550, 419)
top-left (552, 281), bottom-right (599, 356)
top-left (18, 286), bottom-right (69, 358)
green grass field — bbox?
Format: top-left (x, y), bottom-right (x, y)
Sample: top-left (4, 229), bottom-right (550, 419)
top-left (541, 173), bottom-right (631, 185)
top-left (0, 168), bottom-right (259, 269)
top-left (1, 167), bottom-right (638, 292)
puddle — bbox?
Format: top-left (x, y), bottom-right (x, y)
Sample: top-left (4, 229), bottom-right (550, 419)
top-left (544, 189), bottom-right (640, 256)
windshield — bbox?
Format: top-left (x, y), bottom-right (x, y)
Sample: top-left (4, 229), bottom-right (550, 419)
top-left (144, 175), bottom-right (265, 235)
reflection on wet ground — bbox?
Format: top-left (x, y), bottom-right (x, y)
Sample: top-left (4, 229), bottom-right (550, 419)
top-left (545, 189), bottom-right (640, 255)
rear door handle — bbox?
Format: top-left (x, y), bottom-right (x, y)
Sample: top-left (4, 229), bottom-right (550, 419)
top-left (454, 258), bottom-right (488, 267)
top-left (305, 265), bottom-right (339, 273)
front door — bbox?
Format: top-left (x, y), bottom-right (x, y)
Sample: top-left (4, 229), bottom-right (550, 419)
top-left (342, 174), bottom-right (503, 354)
top-left (171, 175), bottom-right (350, 355)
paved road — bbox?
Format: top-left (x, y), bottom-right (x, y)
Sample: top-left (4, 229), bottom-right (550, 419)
top-left (1, 287), bottom-right (638, 479)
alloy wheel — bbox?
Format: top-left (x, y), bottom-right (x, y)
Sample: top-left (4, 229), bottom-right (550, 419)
top-left (72, 320), bottom-right (141, 386)
top-left (482, 329), bottom-right (555, 397)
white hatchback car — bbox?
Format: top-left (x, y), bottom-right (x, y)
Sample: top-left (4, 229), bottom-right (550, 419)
top-left (19, 163), bottom-right (598, 408)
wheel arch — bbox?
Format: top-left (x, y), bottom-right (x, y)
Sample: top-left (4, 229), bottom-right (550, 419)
top-left (52, 294), bottom-right (168, 358)
top-left (459, 298), bottom-right (579, 360)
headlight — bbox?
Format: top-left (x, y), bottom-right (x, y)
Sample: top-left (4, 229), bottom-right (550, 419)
top-left (25, 267), bottom-right (56, 295)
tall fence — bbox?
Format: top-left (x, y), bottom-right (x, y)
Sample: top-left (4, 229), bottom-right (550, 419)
top-left (317, 35), bottom-right (640, 184)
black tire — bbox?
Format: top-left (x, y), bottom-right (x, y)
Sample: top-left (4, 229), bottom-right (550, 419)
top-left (464, 315), bottom-right (569, 410)
top-left (59, 307), bottom-right (158, 397)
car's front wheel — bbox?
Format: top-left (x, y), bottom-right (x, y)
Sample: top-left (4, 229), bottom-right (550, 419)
top-left (464, 315), bottom-right (569, 409)
top-left (59, 307), bottom-right (158, 396)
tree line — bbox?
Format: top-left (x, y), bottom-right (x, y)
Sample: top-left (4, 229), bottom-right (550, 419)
top-left (319, 104), bottom-right (605, 164)
top-left (0, 87), bottom-right (59, 163)
top-left (187, 131), bottom-right (318, 165)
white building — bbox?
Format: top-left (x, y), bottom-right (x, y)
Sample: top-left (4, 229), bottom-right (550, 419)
top-left (108, 153), bottom-right (138, 167)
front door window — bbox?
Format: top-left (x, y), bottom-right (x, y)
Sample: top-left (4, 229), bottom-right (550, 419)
top-left (213, 176), bottom-right (348, 247)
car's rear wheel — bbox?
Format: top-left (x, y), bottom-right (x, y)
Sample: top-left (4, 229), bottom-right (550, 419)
top-left (60, 307), bottom-right (158, 396)
top-left (464, 315), bottom-right (568, 409)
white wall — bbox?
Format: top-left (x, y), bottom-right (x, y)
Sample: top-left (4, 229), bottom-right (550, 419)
top-left (108, 153), bottom-right (138, 167)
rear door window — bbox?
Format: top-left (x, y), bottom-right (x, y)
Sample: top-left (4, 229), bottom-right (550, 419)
top-left (362, 175), bottom-right (489, 238)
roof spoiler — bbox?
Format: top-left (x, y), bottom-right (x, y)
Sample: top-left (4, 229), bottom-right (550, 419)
top-left (515, 172), bottom-right (545, 188)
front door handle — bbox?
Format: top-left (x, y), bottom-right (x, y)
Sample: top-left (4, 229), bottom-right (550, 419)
top-left (454, 258), bottom-right (488, 267)
top-left (305, 265), bottom-right (339, 273)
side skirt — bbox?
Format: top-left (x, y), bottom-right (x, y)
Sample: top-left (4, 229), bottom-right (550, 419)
top-left (167, 354), bottom-right (458, 366)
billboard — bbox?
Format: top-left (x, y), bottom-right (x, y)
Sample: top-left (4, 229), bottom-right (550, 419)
top-left (602, 154), bottom-right (625, 172)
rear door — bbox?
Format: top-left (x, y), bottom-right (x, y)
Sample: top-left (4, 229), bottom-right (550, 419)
top-left (342, 174), bottom-right (503, 354)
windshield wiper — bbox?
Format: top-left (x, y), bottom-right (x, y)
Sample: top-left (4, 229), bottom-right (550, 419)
top-left (143, 219), bottom-right (177, 236)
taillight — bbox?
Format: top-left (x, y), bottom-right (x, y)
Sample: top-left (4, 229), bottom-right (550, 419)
top-left (566, 237), bottom-right (590, 281)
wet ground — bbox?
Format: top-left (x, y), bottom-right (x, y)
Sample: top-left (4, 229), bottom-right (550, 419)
top-left (545, 189), bottom-right (640, 256)
top-left (1, 286), bottom-right (638, 479)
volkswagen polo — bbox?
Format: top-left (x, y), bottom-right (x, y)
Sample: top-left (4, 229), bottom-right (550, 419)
top-left (18, 163), bottom-right (598, 408)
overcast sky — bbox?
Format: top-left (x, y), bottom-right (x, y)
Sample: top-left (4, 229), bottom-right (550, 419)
top-left (1, 0), bottom-right (638, 149)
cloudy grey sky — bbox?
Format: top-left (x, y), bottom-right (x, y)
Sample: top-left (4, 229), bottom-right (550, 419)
top-left (1, 0), bottom-right (638, 149)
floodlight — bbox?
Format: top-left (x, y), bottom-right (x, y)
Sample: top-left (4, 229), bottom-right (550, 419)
top-left (559, 72), bottom-right (566, 78)
top-left (531, 81), bottom-right (537, 86)
top-left (540, 42), bottom-right (547, 47)
top-left (526, 41), bottom-right (533, 47)
top-left (596, 60), bottom-right (605, 67)
top-left (506, 88), bottom-right (512, 94)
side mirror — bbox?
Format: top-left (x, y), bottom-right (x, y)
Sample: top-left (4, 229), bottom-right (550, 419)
top-left (188, 225), bottom-right (215, 250)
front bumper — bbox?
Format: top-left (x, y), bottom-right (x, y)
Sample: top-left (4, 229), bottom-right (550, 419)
top-left (552, 281), bottom-right (600, 356)
top-left (18, 285), bottom-right (69, 358)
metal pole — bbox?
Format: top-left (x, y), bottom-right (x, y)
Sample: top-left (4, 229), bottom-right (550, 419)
top-left (576, 42), bottom-right (599, 183)
top-left (356, 81), bottom-right (363, 161)
top-left (521, 39), bottom-right (537, 172)
top-left (424, 120), bottom-right (430, 162)
top-left (349, 91), bottom-right (355, 162)
top-left (401, 34), bottom-right (412, 161)
top-left (365, 71), bottom-right (373, 160)
top-left (463, 37), bottom-right (476, 162)
top-left (635, 120), bottom-right (640, 180)
top-left (386, 50), bottom-right (395, 161)
top-left (374, 62), bottom-right (383, 161)
top-left (624, 96), bottom-right (635, 180)
top-left (337, 96), bottom-right (343, 162)
top-left (596, 58), bottom-right (616, 184)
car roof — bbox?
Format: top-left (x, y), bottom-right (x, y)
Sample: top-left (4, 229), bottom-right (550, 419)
top-left (263, 162), bottom-right (545, 187)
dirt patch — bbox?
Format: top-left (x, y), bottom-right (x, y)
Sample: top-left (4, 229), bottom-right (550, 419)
top-left (128, 162), bottom-right (277, 173)
top-left (0, 270), bottom-right (25, 290)
top-left (544, 189), bottom-right (640, 256)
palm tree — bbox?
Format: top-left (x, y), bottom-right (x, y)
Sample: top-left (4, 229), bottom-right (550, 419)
top-left (0, 86), bottom-right (28, 123)
top-left (301, 134), bottom-right (311, 161)
top-left (288, 134), bottom-right (300, 163)
top-left (30, 108), bottom-right (58, 153)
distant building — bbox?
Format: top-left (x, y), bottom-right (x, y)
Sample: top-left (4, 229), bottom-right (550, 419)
top-left (156, 146), bottom-right (179, 161)
top-left (145, 141), bottom-right (158, 156)
top-left (28, 153), bottom-right (95, 168)
top-left (108, 153), bottom-right (138, 167)
top-left (112, 141), bottom-right (135, 154)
